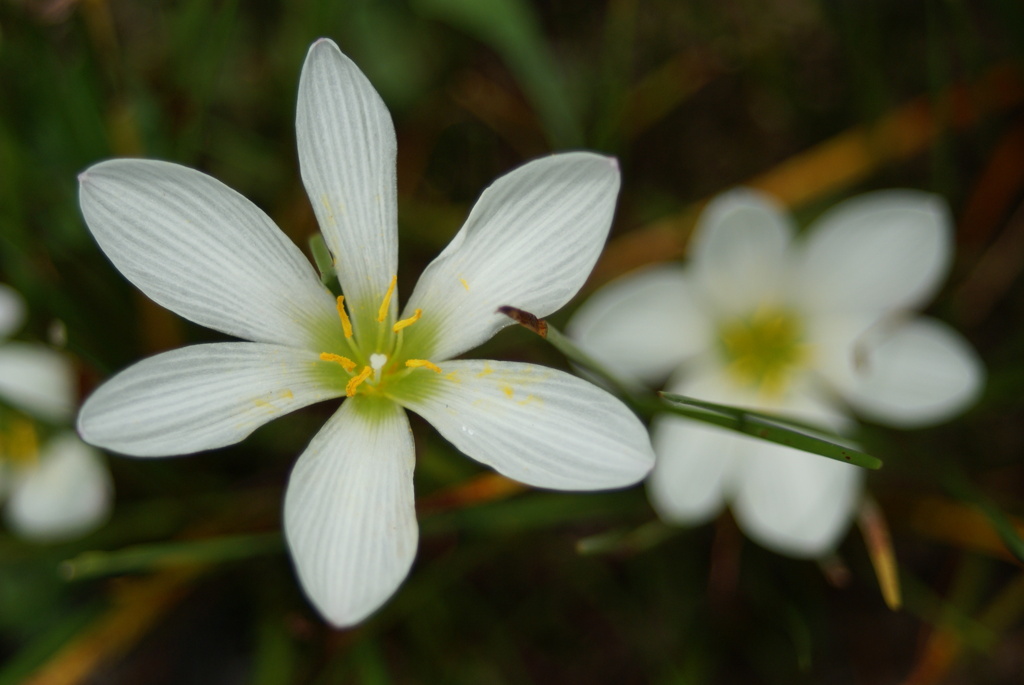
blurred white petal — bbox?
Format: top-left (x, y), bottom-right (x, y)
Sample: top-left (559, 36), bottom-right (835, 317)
top-left (6, 434), bottom-right (112, 542)
top-left (402, 153), bottom-right (621, 361)
top-left (648, 415), bottom-right (737, 524)
top-left (794, 190), bottom-right (952, 315)
top-left (0, 343), bottom-right (75, 422)
top-left (78, 159), bottom-right (338, 348)
top-left (647, 365), bottom-right (757, 525)
top-left (0, 284), bottom-right (26, 340)
top-left (840, 317), bottom-right (984, 427)
top-left (691, 188), bottom-right (794, 316)
top-left (284, 398), bottom-right (416, 627)
top-left (731, 438), bottom-right (864, 558)
top-left (567, 266), bottom-right (712, 385)
top-left (79, 343), bottom-right (340, 456)
top-left (651, 362), bottom-right (861, 557)
top-left (398, 360), bottom-right (654, 490)
top-left (296, 38), bottom-right (399, 331)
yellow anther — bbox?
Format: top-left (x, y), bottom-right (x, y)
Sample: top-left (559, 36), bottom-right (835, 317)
top-left (406, 359), bottom-right (441, 373)
top-left (346, 366), bottom-right (374, 397)
top-left (320, 352), bottom-right (357, 372)
top-left (393, 309), bottom-right (422, 332)
top-left (377, 275), bottom-right (397, 323)
top-left (335, 296), bottom-right (353, 338)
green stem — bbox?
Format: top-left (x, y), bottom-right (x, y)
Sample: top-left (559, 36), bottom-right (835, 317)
top-left (543, 324), bottom-right (640, 401)
top-left (309, 233), bottom-right (341, 296)
top-left (60, 532), bottom-right (284, 581)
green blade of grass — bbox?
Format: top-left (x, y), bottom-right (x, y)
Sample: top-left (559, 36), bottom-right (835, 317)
top-left (60, 532), bottom-right (284, 581)
top-left (660, 392), bottom-right (882, 470)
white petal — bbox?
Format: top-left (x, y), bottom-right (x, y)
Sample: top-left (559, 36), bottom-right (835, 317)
top-left (78, 343), bottom-right (340, 456)
top-left (296, 39), bottom-right (398, 332)
top-left (691, 188), bottom-right (795, 316)
top-left (0, 343), bottom-right (75, 422)
top-left (398, 360), bottom-right (654, 490)
top-left (567, 266), bottom-right (713, 386)
top-left (0, 284), bottom-right (25, 339)
top-left (79, 159), bottom-right (337, 348)
top-left (839, 317), bottom-right (983, 427)
top-left (402, 153), bottom-right (621, 361)
top-left (646, 365), bottom-right (752, 524)
top-left (283, 397), bottom-right (416, 627)
top-left (649, 363), bottom-right (861, 558)
top-left (647, 415), bottom-right (737, 524)
top-left (794, 190), bottom-right (952, 314)
top-left (731, 440), bottom-right (864, 558)
top-left (803, 313), bottom-right (877, 399)
top-left (6, 434), bottom-right (113, 542)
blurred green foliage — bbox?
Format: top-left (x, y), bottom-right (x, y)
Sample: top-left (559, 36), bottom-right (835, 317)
top-left (1, 0), bottom-right (1024, 683)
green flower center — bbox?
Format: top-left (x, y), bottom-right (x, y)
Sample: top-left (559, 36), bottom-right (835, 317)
top-left (0, 412), bottom-right (39, 467)
top-left (314, 275), bottom-right (442, 401)
top-left (718, 307), bottom-right (809, 396)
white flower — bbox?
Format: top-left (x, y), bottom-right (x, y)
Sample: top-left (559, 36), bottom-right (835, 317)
top-left (569, 188), bottom-right (983, 558)
top-left (0, 284), bottom-right (112, 542)
top-left (76, 38), bottom-right (654, 627)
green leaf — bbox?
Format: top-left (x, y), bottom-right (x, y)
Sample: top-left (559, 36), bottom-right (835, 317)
top-left (413, 0), bottom-right (582, 147)
top-left (60, 532), bottom-right (284, 581)
top-left (659, 392), bottom-right (883, 470)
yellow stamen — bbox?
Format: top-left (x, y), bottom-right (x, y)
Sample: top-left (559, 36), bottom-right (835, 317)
top-left (335, 296), bottom-right (353, 338)
top-left (393, 309), bottom-right (422, 332)
top-left (320, 352), bottom-right (357, 372)
top-left (406, 359), bottom-right (441, 373)
top-left (346, 366), bottom-right (374, 397)
top-left (377, 275), bottom-right (397, 322)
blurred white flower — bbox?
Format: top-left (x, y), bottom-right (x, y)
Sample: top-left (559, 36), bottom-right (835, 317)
top-left (76, 39), bottom-right (654, 627)
top-left (570, 188), bottom-right (983, 557)
top-left (0, 284), bottom-right (112, 542)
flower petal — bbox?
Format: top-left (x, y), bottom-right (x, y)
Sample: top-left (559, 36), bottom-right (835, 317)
top-left (691, 188), bottom-right (795, 317)
top-left (727, 384), bottom-right (859, 558)
top-left (648, 363), bottom-right (861, 558)
top-left (0, 284), bottom-right (25, 340)
top-left (567, 265), bottom-right (713, 385)
top-left (794, 190), bottom-right (952, 315)
top-left (296, 38), bottom-right (398, 333)
top-left (283, 397), bottom-right (416, 627)
top-left (731, 438), bottom-right (864, 558)
top-left (5, 434), bottom-right (113, 542)
top-left (646, 365), bottom-right (753, 524)
top-left (0, 343), bottom-right (75, 422)
top-left (838, 316), bottom-right (983, 427)
top-left (647, 415), bottom-right (737, 524)
top-left (397, 360), bottom-right (654, 490)
top-left (78, 159), bottom-right (337, 348)
top-left (402, 153), bottom-right (621, 361)
top-left (78, 343), bottom-right (340, 456)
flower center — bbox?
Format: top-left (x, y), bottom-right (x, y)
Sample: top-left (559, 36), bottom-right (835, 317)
top-left (718, 307), bottom-right (809, 397)
top-left (0, 414), bottom-right (40, 467)
top-left (317, 275), bottom-right (441, 399)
